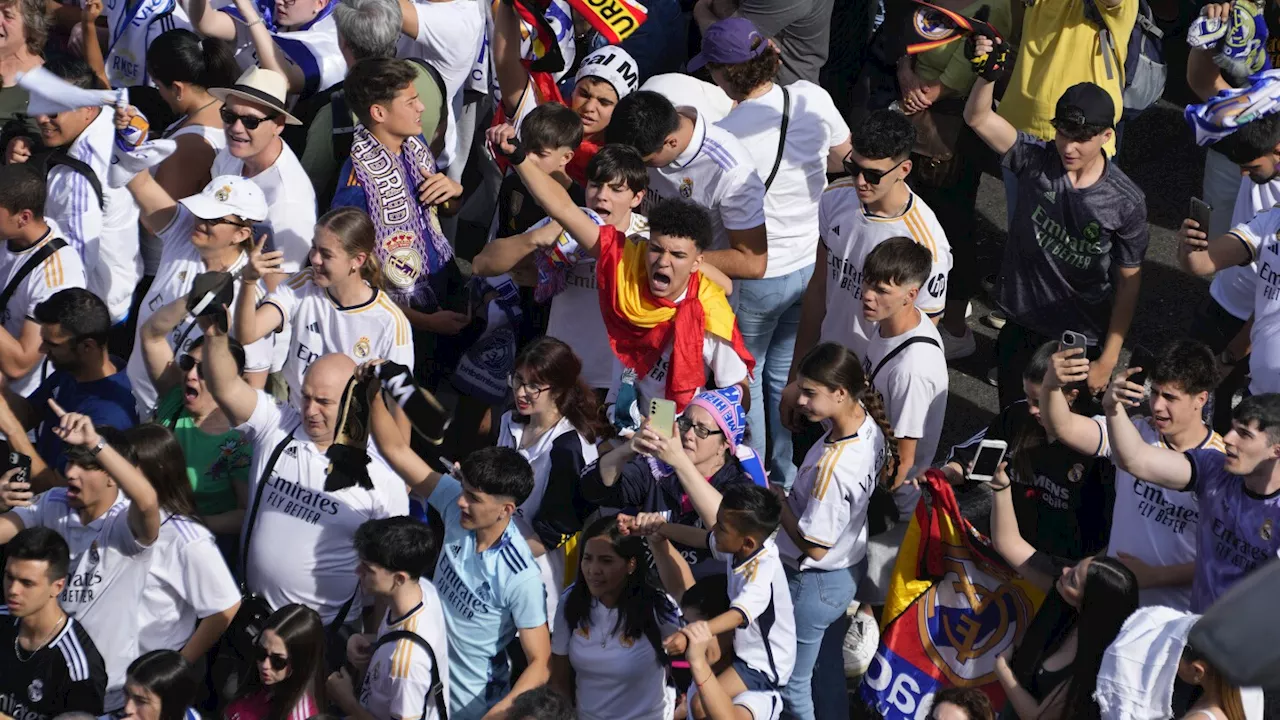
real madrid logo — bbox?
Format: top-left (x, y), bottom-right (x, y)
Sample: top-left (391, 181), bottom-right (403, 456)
top-left (178, 270), bottom-right (188, 283)
top-left (381, 233), bottom-right (423, 288)
top-left (353, 336), bottom-right (371, 359)
top-left (1262, 518), bottom-right (1273, 541)
top-left (913, 7), bottom-right (954, 41)
top-left (214, 185), bottom-right (232, 202)
top-left (28, 678), bottom-right (43, 702)
top-left (679, 177), bottom-right (694, 198)
top-left (1066, 463), bottom-right (1085, 484)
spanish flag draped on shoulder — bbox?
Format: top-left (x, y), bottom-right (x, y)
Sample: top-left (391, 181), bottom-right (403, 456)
top-left (860, 471), bottom-right (1047, 718)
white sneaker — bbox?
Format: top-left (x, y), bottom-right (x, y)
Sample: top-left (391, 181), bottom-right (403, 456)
top-left (939, 324), bottom-right (976, 360)
top-left (983, 310), bottom-right (1008, 330)
top-left (843, 604), bottom-right (879, 678)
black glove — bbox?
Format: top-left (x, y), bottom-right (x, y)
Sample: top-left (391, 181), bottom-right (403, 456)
top-left (495, 135), bottom-right (528, 165)
top-left (965, 6), bottom-right (1013, 82)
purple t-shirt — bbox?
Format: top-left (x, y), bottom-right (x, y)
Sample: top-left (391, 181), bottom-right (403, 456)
top-left (1186, 449), bottom-right (1280, 611)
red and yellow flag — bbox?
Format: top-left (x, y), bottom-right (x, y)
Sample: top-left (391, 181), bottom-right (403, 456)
top-left (564, 0), bottom-right (649, 44)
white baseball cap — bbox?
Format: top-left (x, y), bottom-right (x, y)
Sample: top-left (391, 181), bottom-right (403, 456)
top-left (179, 175), bottom-right (269, 223)
top-left (575, 46), bottom-right (641, 100)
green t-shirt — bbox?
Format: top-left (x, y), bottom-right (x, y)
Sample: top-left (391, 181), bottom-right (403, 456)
top-left (155, 387), bottom-right (253, 516)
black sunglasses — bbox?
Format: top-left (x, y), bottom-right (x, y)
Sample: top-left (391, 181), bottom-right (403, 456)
top-left (677, 416), bottom-right (723, 440)
top-left (842, 156), bottom-right (905, 186)
top-left (253, 643), bottom-right (289, 671)
top-left (220, 107), bottom-right (279, 130)
top-left (195, 216), bottom-right (249, 230)
top-left (178, 354), bottom-right (202, 378)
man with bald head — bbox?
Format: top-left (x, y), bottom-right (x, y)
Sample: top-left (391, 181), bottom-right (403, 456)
top-left (200, 315), bottom-right (409, 630)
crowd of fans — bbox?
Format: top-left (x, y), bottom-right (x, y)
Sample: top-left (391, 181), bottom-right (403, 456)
top-left (0, 0), bottom-right (1276, 718)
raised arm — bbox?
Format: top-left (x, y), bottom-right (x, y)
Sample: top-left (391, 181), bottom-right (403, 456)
top-left (231, 0), bottom-right (306, 92)
top-left (365, 363), bottom-right (443, 497)
top-left (963, 75), bottom-right (1016, 156)
top-left (1103, 370), bottom-right (1195, 489)
top-left (201, 312), bottom-right (261, 427)
top-left (233, 235), bottom-right (288, 345)
top-left (139, 298), bottom-right (192, 395)
top-left (494, 126), bottom-right (604, 255)
top-left (988, 463), bottom-right (1052, 590)
top-left (1177, 219), bottom-right (1253, 277)
top-left (631, 424), bottom-right (723, 527)
top-left (1039, 349), bottom-right (1106, 454)
top-left (471, 220), bottom-right (565, 277)
top-left (187, 0), bottom-right (239, 41)
top-left (80, 0), bottom-right (110, 90)
top-left (491, 0), bottom-right (533, 117)
top-left (51, 401), bottom-right (160, 545)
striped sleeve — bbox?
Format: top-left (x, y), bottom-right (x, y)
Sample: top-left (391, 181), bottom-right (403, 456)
top-left (795, 444), bottom-right (855, 548)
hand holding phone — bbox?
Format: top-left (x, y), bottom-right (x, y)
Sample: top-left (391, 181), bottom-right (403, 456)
top-left (1190, 197), bottom-right (1212, 233)
top-left (649, 399), bottom-right (677, 439)
top-left (968, 439), bottom-right (1008, 483)
top-left (1059, 330), bottom-right (1088, 354)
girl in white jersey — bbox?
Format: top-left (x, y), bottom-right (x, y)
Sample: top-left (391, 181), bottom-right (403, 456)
top-left (774, 342), bottom-right (893, 720)
top-left (235, 207), bottom-right (414, 405)
top-left (498, 337), bottom-right (606, 620)
top-left (124, 424), bottom-right (240, 660)
top-left (551, 515), bottom-right (682, 720)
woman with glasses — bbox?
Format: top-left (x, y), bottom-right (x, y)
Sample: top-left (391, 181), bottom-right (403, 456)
top-left (123, 423), bottom-right (241, 663)
top-left (224, 604), bottom-right (325, 720)
top-left (497, 337), bottom-right (608, 619)
top-left (232, 206), bottom-right (414, 407)
top-left (120, 649), bottom-right (203, 720)
top-left (580, 386), bottom-right (756, 577)
top-left (772, 342), bottom-right (892, 720)
top-left (139, 300), bottom-right (252, 546)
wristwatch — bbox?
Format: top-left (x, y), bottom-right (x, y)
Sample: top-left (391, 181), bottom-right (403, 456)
top-left (89, 436), bottom-right (107, 456)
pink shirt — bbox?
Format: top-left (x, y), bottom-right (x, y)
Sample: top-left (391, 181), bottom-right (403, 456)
top-left (224, 688), bottom-right (317, 720)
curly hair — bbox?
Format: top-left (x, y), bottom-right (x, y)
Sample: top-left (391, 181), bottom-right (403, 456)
top-left (0, 0), bottom-right (47, 57)
top-left (707, 44), bottom-right (781, 97)
top-left (853, 108), bottom-right (916, 161)
top-left (648, 199), bottom-right (714, 252)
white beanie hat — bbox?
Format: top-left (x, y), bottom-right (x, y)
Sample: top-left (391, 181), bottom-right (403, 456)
top-left (575, 45), bottom-right (640, 99)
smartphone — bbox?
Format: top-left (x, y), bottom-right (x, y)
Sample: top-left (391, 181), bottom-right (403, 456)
top-left (649, 398), bottom-right (677, 439)
top-left (969, 439), bottom-right (1008, 483)
top-left (7, 450), bottom-right (30, 485)
top-left (251, 222), bottom-right (276, 253)
top-left (1060, 330), bottom-right (1088, 354)
top-left (1128, 345), bottom-right (1154, 390)
top-left (1190, 197), bottom-right (1213, 232)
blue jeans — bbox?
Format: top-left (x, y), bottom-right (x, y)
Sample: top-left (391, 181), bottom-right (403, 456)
top-left (782, 562), bottom-right (861, 720)
top-left (737, 264), bottom-right (813, 489)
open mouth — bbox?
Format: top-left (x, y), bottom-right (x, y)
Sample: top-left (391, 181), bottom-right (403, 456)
top-left (650, 271), bottom-right (671, 293)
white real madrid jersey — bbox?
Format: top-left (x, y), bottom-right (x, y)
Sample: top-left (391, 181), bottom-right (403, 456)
top-left (263, 268), bottom-right (415, 406)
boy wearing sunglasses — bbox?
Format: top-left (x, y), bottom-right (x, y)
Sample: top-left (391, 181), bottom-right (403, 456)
top-left (964, 29), bottom-right (1148, 408)
top-left (784, 109), bottom-right (951, 428)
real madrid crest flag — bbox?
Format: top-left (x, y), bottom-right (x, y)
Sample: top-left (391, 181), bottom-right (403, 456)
top-left (859, 471), bottom-right (1046, 718)
top-left (906, 0), bottom-right (978, 54)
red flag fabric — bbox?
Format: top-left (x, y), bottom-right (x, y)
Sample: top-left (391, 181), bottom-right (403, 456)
top-left (564, 0), bottom-right (649, 44)
top-left (906, 0), bottom-right (976, 54)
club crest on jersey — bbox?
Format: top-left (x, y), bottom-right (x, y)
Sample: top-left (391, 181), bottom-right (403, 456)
top-left (178, 271), bottom-right (187, 283)
top-left (1262, 518), bottom-right (1273, 541)
top-left (1066, 463), bottom-right (1085, 484)
top-left (381, 233), bottom-right (422, 288)
top-left (679, 177), bottom-right (694, 198)
top-left (353, 336), bottom-right (372, 359)
top-left (28, 679), bottom-right (43, 702)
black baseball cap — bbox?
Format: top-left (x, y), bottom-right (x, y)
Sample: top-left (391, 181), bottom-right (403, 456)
top-left (1052, 82), bottom-right (1115, 132)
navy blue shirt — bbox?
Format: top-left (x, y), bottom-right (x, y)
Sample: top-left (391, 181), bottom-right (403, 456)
top-left (30, 361), bottom-right (137, 471)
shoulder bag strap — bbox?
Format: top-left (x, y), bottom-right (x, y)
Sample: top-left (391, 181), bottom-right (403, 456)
top-left (763, 86), bottom-right (790, 192)
top-left (0, 237), bottom-right (67, 312)
top-left (239, 424), bottom-right (300, 590)
top-left (371, 629), bottom-right (448, 719)
top-left (868, 335), bottom-right (942, 384)
top-left (46, 153), bottom-right (105, 210)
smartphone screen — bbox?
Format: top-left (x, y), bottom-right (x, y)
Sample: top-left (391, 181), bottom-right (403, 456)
top-left (971, 444), bottom-right (1006, 480)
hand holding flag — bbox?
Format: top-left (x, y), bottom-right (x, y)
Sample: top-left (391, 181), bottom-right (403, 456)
top-left (964, 5), bottom-right (1013, 82)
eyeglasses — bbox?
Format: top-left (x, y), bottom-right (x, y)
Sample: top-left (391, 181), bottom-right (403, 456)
top-left (178, 354), bottom-right (202, 378)
top-left (253, 643), bottom-right (289, 671)
top-left (508, 375), bottom-right (550, 397)
top-left (195, 216), bottom-right (249, 231)
top-left (677, 416), bottom-right (723, 440)
top-left (842, 155), bottom-right (905, 186)
top-left (220, 107), bottom-right (279, 130)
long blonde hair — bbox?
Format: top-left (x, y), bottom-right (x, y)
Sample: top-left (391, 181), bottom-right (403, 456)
top-left (317, 207), bottom-right (383, 290)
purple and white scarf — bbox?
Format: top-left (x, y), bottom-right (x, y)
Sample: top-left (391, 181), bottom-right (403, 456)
top-left (349, 125), bottom-right (453, 308)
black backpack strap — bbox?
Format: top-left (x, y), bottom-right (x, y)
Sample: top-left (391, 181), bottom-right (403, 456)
top-left (370, 629), bottom-right (448, 719)
top-left (868, 336), bottom-right (942, 384)
top-left (331, 88), bottom-right (356, 163)
top-left (763, 86), bottom-right (790, 192)
top-left (46, 153), bottom-right (105, 210)
top-left (0, 236), bottom-right (67, 313)
top-left (239, 424), bottom-right (300, 589)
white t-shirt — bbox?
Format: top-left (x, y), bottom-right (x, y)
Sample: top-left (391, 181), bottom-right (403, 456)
top-left (641, 74), bottom-right (734, 123)
top-left (211, 144), bottom-right (317, 273)
top-left (684, 686), bottom-right (782, 720)
top-left (862, 310), bottom-right (948, 515)
top-left (397, 0), bottom-right (484, 170)
top-left (609, 318), bottom-right (750, 411)
top-left (44, 107), bottom-right (140, 324)
top-left (360, 579), bottom-right (450, 720)
top-left (125, 207), bottom-right (272, 415)
top-left (776, 417), bottom-right (883, 572)
top-left (1225, 209), bottom-right (1280, 394)
top-left (263, 269), bottom-right (415, 405)
top-left (817, 180), bottom-right (952, 359)
top-left (646, 108), bottom-right (766, 253)
top-left (715, 82), bottom-right (849, 279)
top-left (0, 225), bottom-right (87, 396)
top-left (138, 513), bottom-right (240, 653)
top-left (708, 534), bottom-right (795, 688)
top-left (1208, 175), bottom-right (1280, 320)
top-left (1092, 416), bottom-right (1217, 610)
top-left (238, 390), bottom-right (410, 623)
top-left (545, 212), bottom-right (649, 390)
top-left (551, 589), bottom-right (681, 720)
top-left (12, 488), bottom-right (151, 711)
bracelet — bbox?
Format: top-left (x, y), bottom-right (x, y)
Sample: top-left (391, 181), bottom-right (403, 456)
top-left (694, 672), bottom-right (712, 686)
top-left (991, 484), bottom-right (1011, 492)
top-left (244, 16), bottom-right (263, 27)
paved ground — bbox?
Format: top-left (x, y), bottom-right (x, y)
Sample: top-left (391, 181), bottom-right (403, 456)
top-left (931, 98), bottom-right (1212, 456)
